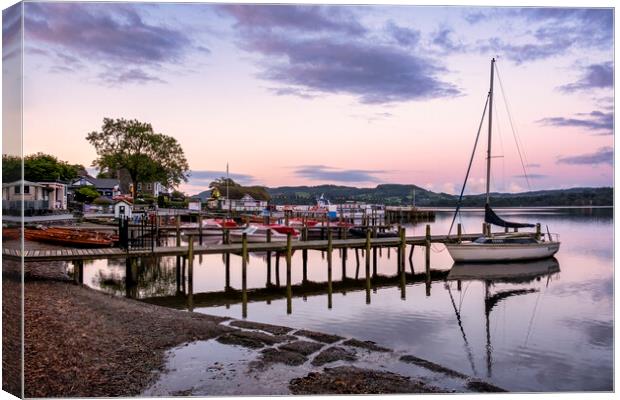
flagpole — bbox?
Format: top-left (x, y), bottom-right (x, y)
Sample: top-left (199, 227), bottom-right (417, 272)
top-left (226, 163), bottom-right (230, 218)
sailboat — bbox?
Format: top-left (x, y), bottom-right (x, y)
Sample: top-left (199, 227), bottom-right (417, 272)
top-left (445, 59), bottom-right (560, 263)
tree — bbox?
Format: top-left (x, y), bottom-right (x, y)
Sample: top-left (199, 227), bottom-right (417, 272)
top-left (2, 153), bottom-right (83, 182)
top-left (208, 177), bottom-right (270, 201)
top-left (74, 187), bottom-right (100, 203)
top-left (86, 118), bottom-right (189, 197)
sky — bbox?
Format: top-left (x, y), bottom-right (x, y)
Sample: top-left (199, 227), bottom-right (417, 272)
top-left (2, 1), bottom-right (614, 195)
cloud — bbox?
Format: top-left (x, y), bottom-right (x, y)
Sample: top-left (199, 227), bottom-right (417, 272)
top-left (513, 174), bottom-right (547, 179)
top-left (557, 147), bottom-right (613, 166)
top-left (537, 111), bottom-right (612, 135)
top-left (98, 68), bottom-right (167, 86)
top-left (2, 4), bottom-right (22, 62)
top-left (218, 4), bottom-right (367, 35)
top-left (432, 27), bottom-right (467, 53)
top-left (23, 2), bottom-right (198, 84)
top-left (464, 10), bottom-right (487, 24)
top-left (219, 4), bottom-right (460, 104)
top-left (559, 62), bottom-right (613, 92)
top-left (474, 8), bottom-right (612, 64)
top-left (294, 165), bottom-right (387, 183)
top-left (385, 21), bottom-right (420, 47)
top-left (526, 163), bottom-right (541, 168)
top-left (188, 170), bottom-right (255, 185)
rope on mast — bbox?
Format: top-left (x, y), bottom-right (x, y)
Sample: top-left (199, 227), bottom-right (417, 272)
top-left (494, 63), bottom-right (532, 191)
top-left (448, 93), bottom-right (490, 237)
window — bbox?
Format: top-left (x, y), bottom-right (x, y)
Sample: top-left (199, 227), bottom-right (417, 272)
top-left (137, 183), bottom-right (142, 191)
top-left (15, 185), bottom-right (20, 194)
top-left (146, 183), bottom-right (152, 190)
top-left (23, 185), bottom-right (30, 194)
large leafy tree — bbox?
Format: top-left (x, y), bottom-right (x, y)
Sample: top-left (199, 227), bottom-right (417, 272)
top-left (2, 153), bottom-right (83, 182)
top-left (208, 177), bottom-right (270, 201)
top-left (86, 118), bottom-right (189, 197)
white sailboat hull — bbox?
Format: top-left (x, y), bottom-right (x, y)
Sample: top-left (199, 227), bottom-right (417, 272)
top-left (445, 241), bottom-right (560, 262)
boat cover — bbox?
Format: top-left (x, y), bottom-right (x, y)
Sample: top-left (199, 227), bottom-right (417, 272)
top-left (484, 204), bottom-right (535, 228)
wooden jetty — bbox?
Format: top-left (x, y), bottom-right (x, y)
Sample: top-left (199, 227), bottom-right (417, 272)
top-left (7, 229), bottom-right (480, 263)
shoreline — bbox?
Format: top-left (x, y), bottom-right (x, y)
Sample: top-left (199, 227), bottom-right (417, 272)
top-left (7, 258), bottom-right (506, 397)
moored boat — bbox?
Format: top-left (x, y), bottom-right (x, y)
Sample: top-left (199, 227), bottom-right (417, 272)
top-left (229, 225), bottom-right (300, 243)
top-left (24, 226), bottom-right (116, 247)
top-left (445, 58), bottom-right (560, 263)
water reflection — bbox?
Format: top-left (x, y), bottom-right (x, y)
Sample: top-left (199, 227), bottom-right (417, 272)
top-left (75, 208), bottom-right (612, 391)
top-left (445, 258), bottom-right (561, 379)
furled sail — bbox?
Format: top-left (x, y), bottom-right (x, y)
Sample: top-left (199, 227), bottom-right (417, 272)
top-left (484, 204), bottom-right (535, 228)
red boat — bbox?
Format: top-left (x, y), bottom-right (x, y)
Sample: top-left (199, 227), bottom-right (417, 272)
top-left (288, 218), bottom-right (319, 227)
top-left (24, 227), bottom-right (116, 248)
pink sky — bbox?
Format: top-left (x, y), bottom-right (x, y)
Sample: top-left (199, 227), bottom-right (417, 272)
top-left (3, 2), bottom-right (613, 195)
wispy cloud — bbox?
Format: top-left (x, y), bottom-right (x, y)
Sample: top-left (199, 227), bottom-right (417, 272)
top-left (513, 174), bottom-right (547, 179)
top-left (537, 111), bottom-right (613, 135)
top-left (432, 27), bottom-right (467, 53)
top-left (24, 2), bottom-right (201, 84)
top-left (2, 4), bottom-right (22, 62)
top-left (219, 4), bottom-right (460, 104)
top-left (473, 8), bottom-right (612, 64)
top-left (294, 165), bottom-right (387, 183)
top-left (557, 147), bottom-right (613, 166)
top-left (188, 170), bottom-right (255, 185)
top-left (559, 62), bottom-right (613, 92)
top-left (385, 21), bottom-right (420, 47)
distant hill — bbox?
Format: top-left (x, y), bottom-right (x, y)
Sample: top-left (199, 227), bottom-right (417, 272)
top-left (191, 184), bottom-right (612, 207)
top-left (266, 184), bottom-right (613, 207)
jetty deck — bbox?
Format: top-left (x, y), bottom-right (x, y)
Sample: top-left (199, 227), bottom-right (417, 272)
top-left (6, 233), bottom-right (480, 262)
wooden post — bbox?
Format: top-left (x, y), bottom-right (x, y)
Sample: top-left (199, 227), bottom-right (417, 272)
top-left (242, 232), bottom-right (248, 318)
top-left (285, 211), bottom-right (289, 226)
top-left (181, 256), bottom-right (186, 293)
top-left (372, 227), bottom-right (378, 277)
top-left (399, 226), bottom-right (406, 274)
top-left (73, 260), bottom-right (83, 285)
top-left (425, 224), bottom-right (431, 297)
top-left (175, 252), bottom-right (181, 294)
top-left (365, 229), bottom-right (371, 304)
top-left (198, 214), bottom-right (203, 245)
top-left (286, 232), bottom-right (292, 314)
top-left (187, 235), bottom-right (194, 312)
top-left (225, 230), bottom-right (231, 290)
top-left (482, 222), bottom-right (487, 236)
top-left (457, 223), bottom-right (462, 243)
top-left (266, 228), bottom-right (272, 287)
top-left (327, 229), bottom-right (333, 309)
top-left (176, 215), bottom-right (181, 241)
top-left (535, 223), bottom-right (541, 240)
top-left (302, 227), bottom-right (308, 283)
top-left (275, 252), bottom-right (281, 287)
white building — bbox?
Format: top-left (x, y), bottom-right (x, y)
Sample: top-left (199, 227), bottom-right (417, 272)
top-left (2, 180), bottom-right (67, 211)
top-left (220, 194), bottom-right (268, 211)
top-left (114, 200), bottom-right (133, 219)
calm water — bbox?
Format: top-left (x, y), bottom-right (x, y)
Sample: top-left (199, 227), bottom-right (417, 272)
top-left (79, 208), bottom-right (614, 392)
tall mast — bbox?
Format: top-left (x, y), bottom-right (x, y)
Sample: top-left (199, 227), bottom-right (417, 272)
top-left (485, 58), bottom-right (495, 205)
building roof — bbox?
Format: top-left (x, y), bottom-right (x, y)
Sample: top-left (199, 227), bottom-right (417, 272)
top-left (2, 180), bottom-right (46, 188)
top-left (71, 176), bottom-right (120, 189)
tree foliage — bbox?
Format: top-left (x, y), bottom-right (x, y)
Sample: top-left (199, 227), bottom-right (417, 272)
top-left (208, 177), bottom-right (270, 201)
top-left (2, 153), bottom-right (83, 182)
top-left (74, 187), bottom-right (100, 203)
top-left (86, 118), bottom-right (189, 196)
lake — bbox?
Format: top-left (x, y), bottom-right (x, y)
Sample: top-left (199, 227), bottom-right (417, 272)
top-left (80, 207), bottom-right (613, 392)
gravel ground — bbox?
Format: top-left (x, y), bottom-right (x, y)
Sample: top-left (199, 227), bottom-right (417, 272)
top-left (7, 240), bottom-right (506, 397)
top-left (23, 277), bottom-right (230, 397)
